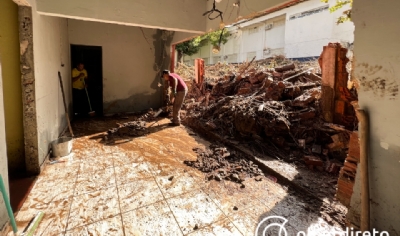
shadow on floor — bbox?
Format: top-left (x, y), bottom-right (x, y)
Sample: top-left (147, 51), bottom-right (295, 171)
top-left (9, 175), bottom-right (36, 213)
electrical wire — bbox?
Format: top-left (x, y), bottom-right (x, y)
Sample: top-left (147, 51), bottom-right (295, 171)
top-left (203, 0), bottom-right (224, 22)
top-left (242, 0), bottom-right (257, 13)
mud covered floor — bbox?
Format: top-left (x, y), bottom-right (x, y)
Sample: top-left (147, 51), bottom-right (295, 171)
top-left (6, 116), bottom-right (346, 236)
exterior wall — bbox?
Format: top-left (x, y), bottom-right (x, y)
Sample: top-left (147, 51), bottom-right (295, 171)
top-left (0, 61), bottom-right (10, 234)
top-left (205, 0), bottom-right (287, 31)
top-left (68, 19), bottom-right (173, 114)
top-left (36, 0), bottom-right (206, 34)
top-left (0, 0), bottom-right (25, 173)
top-left (347, 0), bottom-right (400, 233)
top-left (27, 0), bottom-right (71, 166)
top-left (284, 0), bottom-right (353, 59)
top-left (186, 0), bottom-right (354, 64)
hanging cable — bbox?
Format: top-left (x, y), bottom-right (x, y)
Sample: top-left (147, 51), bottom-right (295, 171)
top-left (203, 0), bottom-right (224, 22)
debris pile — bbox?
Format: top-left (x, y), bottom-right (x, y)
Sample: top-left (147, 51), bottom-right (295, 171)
top-left (180, 56), bottom-right (356, 174)
top-left (107, 120), bottom-right (147, 138)
top-left (184, 145), bottom-right (263, 183)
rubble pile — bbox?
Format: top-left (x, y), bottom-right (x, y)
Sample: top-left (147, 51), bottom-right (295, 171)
top-left (184, 145), bottom-right (263, 183)
top-left (107, 120), bottom-right (147, 138)
top-left (180, 57), bottom-right (354, 174)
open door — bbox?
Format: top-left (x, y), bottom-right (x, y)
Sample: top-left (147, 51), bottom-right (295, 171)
top-left (70, 45), bottom-right (103, 116)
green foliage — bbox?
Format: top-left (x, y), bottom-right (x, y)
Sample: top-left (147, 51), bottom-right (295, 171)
top-left (176, 29), bottom-right (229, 56)
top-left (321, 0), bottom-right (353, 24)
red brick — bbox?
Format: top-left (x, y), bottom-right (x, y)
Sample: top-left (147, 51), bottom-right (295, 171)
top-left (304, 156), bottom-right (323, 166)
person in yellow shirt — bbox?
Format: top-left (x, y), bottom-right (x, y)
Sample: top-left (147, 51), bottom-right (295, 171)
top-left (72, 62), bottom-right (89, 117)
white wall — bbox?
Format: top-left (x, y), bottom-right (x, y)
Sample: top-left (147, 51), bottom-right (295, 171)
top-left (284, 0), bottom-right (353, 58)
top-left (0, 61), bottom-right (10, 231)
top-left (205, 0), bottom-right (287, 31)
top-left (28, 0), bottom-right (71, 165)
top-left (348, 0), bottom-right (400, 233)
top-left (183, 0), bottom-right (354, 64)
top-left (36, 0), bottom-right (206, 34)
top-left (68, 19), bottom-right (173, 114)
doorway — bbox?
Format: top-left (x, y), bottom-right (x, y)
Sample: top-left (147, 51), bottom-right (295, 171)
top-left (70, 45), bottom-right (103, 116)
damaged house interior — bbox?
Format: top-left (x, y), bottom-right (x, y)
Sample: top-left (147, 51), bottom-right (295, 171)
top-left (0, 0), bottom-right (399, 235)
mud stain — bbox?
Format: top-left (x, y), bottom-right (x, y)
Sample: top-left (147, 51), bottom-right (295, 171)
top-left (357, 64), bottom-right (399, 100)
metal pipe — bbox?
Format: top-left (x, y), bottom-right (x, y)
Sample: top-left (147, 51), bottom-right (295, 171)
top-left (0, 175), bottom-right (18, 233)
top-left (352, 102), bottom-right (370, 231)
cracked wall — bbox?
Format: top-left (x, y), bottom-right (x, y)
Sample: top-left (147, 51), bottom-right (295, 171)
top-left (68, 20), bottom-right (174, 114)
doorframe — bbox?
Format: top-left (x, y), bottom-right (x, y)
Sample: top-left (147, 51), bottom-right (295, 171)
top-left (70, 44), bottom-right (104, 116)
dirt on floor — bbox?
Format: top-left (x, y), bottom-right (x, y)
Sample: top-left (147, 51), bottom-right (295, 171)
top-left (69, 114), bottom-right (348, 229)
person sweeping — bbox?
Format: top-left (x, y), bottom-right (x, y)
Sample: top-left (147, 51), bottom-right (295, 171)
top-left (72, 62), bottom-right (90, 117)
top-left (162, 70), bottom-right (188, 126)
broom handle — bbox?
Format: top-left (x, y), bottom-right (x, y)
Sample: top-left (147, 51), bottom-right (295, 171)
top-left (0, 175), bottom-right (18, 233)
top-left (82, 80), bottom-right (93, 111)
top-left (58, 72), bottom-right (74, 137)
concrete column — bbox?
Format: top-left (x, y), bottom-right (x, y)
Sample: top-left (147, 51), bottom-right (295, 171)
top-left (18, 6), bottom-right (39, 175)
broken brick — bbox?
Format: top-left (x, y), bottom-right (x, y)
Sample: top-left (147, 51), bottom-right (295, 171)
top-left (304, 155), bottom-right (324, 167)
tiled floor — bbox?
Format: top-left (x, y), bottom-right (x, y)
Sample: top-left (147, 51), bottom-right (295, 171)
top-left (6, 118), bottom-right (344, 236)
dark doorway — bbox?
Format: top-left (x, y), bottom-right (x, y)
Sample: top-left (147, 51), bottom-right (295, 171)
top-left (70, 45), bottom-right (103, 116)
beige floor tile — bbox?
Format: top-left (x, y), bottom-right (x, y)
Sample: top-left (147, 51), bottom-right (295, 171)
top-left (67, 187), bottom-right (120, 230)
top-left (148, 161), bottom-right (185, 177)
top-left (14, 197), bottom-right (72, 236)
top-left (114, 162), bottom-right (153, 185)
top-left (112, 151), bottom-right (145, 166)
top-left (255, 184), bottom-right (287, 210)
top-left (79, 154), bottom-right (114, 173)
top-left (228, 209), bottom-right (258, 236)
top-left (246, 200), bottom-right (274, 223)
top-left (202, 181), bottom-right (253, 216)
top-left (75, 167), bottom-right (116, 195)
top-left (24, 176), bottom-right (76, 204)
top-left (122, 201), bottom-right (182, 236)
top-left (41, 164), bottom-right (80, 181)
top-left (187, 217), bottom-right (243, 236)
top-left (155, 172), bottom-right (200, 198)
top-left (166, 189), bottom-right (226, 235)
top-left (118, 178), bottom-right (164, 213)
top-left (65, 215), bottom-right (124, 236)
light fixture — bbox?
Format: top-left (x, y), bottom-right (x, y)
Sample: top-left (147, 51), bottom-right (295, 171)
top-left (212, 45), bottom-right (220, 54)
top-left (215, 0), bottom-right (222, 2)
top-left (219, 21), bottom-right (225, 29)
top-left (203, 0), bottom-right (223, 22)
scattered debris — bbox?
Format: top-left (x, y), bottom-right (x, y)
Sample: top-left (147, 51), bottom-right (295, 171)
top-left (107, 120), bottom-right (147, 138)
top-left (168, 176), bottom-right (174, 181)
top-left (184, 145), bottom-right (263, 183)
top-left (180, 56), bottom-right (356, 176)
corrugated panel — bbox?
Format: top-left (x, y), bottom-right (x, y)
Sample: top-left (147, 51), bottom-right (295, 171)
top-left (247, 51), bottom-right (257, 61)
top-left (212, 56), bottom-right (222, 63)
top-left (225, 54), bottom-right (238, 63)
top-left (243, 26), bottom-right (263, 55)
top-left (264, 18), bottom-right (286, 50)
top-left (223, 31), bottom-right (241, 56)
